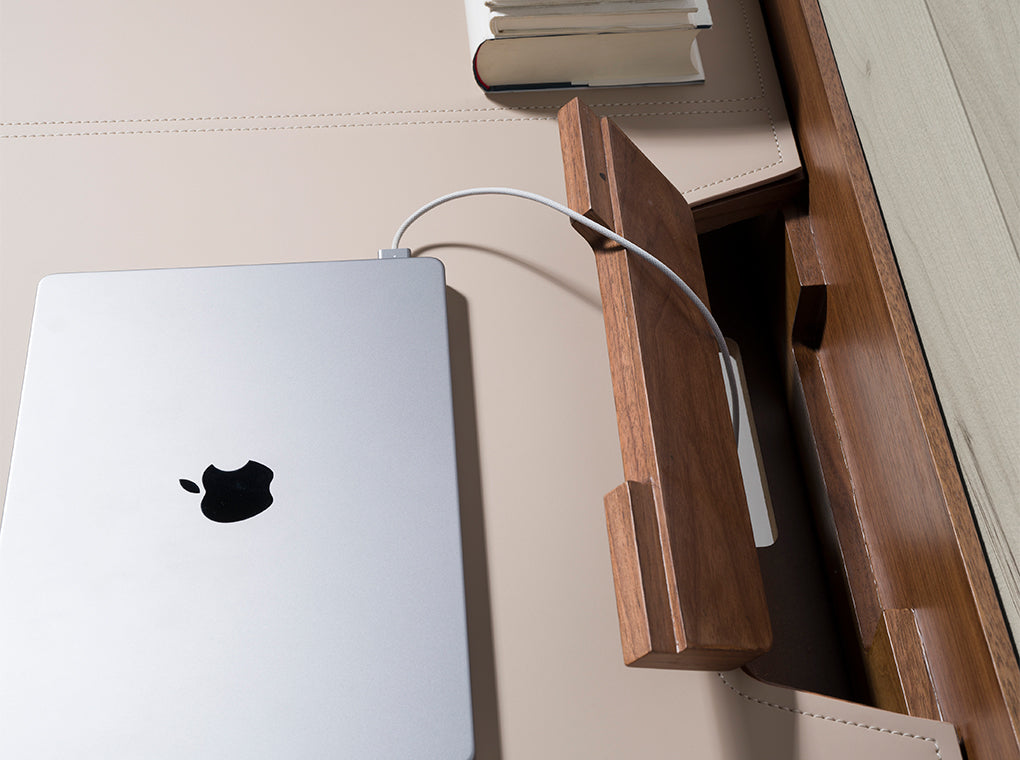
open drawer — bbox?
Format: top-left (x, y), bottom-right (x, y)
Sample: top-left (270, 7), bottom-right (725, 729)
top-left (554, 3), bottom-right (1020, 748)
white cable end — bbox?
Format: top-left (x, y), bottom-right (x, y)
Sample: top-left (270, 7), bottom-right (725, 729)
top-left (379, 248), bottom-right (412, 259)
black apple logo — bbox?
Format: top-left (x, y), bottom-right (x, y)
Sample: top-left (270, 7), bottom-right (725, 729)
top-left (179, 460), bottom-right (274, 523)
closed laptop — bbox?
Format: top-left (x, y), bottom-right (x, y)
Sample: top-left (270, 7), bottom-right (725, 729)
top-left (0, 258), bottom-right (473, 758)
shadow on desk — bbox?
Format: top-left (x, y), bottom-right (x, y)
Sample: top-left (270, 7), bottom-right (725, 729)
top-left (448, 287), bottom-right (504, 759)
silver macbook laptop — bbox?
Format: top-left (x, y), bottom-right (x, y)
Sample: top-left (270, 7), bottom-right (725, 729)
top-left (0, 258), bottom-right (474, 758)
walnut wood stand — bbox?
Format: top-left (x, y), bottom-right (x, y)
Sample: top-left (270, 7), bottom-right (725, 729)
top-left (559, 99), bottom-right (772, 670)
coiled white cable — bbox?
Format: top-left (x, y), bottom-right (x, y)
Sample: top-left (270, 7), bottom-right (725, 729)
top-left (390, 187), bottom-right (740, 443)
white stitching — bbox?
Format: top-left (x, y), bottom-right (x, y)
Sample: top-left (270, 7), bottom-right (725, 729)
top-left (0, 0), bottom-right (785, 197)
top-left (0, 0), bottom-right (775, 134)
top-left (717, 673), bottom-right (944, 759)
top-left (606, 107), bottom-right (769, 118)
top-left (0, 96), bottom-right (772, 129)
top-left (681, 107), bottom-right (783, 192)
top-left (0, 97), bottom-right (742, 127)
top-left (1, 2), bottom-right (777, 135)
top-left (0, 106), bottom-right (786, 188)
top-left (0, 104), bottom-right (775, 132)
top-left (737, 0), bottom-right (768, 99)
top-left (0, 108), bottom-right (539, 127)
top-left (683, 157), bottom-right (783, 193)
top-left (0, 116), bottom-right (551, 138)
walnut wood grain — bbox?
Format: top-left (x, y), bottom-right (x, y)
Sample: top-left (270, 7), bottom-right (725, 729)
top-left (558, 98), bottom-right (772, 669)
top-left (867, 609), bottom-right (942, 720)
top-left (691, 173), bottom-right (804, 234)
top-left (789, 343), bottom-right (882, 651)
top-left (604, 481), bottom-right (680, 667)
top-left (762, 0), bottom-right (1020, 756)
top-left (558, 98), bottom-right (614, 247)
top-left (783, 208), bottom-right (826, 349)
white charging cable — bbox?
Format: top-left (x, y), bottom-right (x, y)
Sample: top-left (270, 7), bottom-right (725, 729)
top-left (388, 187), bottom-right (740, 443)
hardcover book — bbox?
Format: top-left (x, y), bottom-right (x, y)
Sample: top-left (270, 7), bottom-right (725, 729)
top-left (465, 0), bottom-right (712, 90)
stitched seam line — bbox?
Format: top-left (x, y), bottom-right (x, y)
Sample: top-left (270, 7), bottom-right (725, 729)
top-left (0, 98), bottom-right (773, 129)
top-left (0, 107), bottom-right (786, 187)
top-left (1, 2), bottom-right (775, 130)
top-left (738, 0), bottom-right (767, 99)
top-left (1, 109), bottom-right (534, 127)
top-left (0, 107), bottom-right (774, 128)
top-left (0, 116), bottom-right (551, 138)
top-left (683, 107), bottom-right (783, 192)
top-left (716, 673), bottom-right (943, 759)
top-left (0, 97), bottom-right (767, 129)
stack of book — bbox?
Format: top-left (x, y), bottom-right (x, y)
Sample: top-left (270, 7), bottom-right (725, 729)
top-left (465, 0), bottom-right (712, 91)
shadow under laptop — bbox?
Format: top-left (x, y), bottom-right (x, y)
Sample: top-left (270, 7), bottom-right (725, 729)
top-left (446, 287), bottom-right (504, 760)
top-left (417, 243), bottom-right (602, 309)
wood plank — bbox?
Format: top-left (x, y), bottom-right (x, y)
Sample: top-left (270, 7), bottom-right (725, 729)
top-left (784, 206), bottom-right (826, 349)
top-left (816, 0), bottom-right (1020, 656)
top-left (760, 0), bottom-right (1020, 756)
top-left (867, 609), bottom-right (942, 720)
top-left (925, 0), bottom-right (1020, 253)
top-left (558, 98), bottom-right (772, 670)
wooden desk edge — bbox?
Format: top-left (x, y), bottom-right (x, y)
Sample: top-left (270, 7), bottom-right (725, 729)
top-left (761, 0), bottom-right (1020, 756)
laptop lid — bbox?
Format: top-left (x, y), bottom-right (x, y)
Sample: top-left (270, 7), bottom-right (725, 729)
top-left (0, 258), bottom-right (473, 758)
